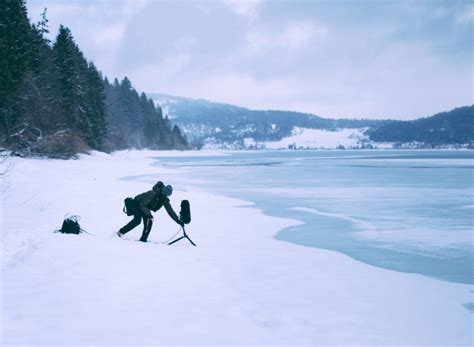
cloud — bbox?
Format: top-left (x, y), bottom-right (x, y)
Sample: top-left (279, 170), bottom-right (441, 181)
top-left (223, 0), bottom-right (262, 20)
top-left (94, 23), bottom-right (126, 47)
top-left (93, 0), bottom-right (148, 48)
top-left (147, 71), bottom-right (341, 117)
top-left (173, 36), bottom-right (199, 50)
top-left (457, 4), bottom-right (474, 24)
top-left (127, 51), bottom-right (192, 90)
top-left (278, 21), bottom-right (327, 48)
top-left (244, 21), bottom-right (327, 54)
top-left (28, 0), bottom-right (147, 48)
top-left (429, 3), bottom-right (474, 25)
top-left (41, 3), bottom-right (84, 17)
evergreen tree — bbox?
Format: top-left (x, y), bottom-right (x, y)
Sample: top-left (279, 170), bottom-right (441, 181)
top-left (52, 25), bottom-right (106, 149)
top-left (21, 21), bottom-right (62, 133)
top-left (36, 7), bottom-right (49, 39)
top-left (84, 62), bottom-right (107, 149)
top-left (0, 0), bottom-right (33, 140)
top-left (52, 26), bottom-right (81, 130)
top-left (103, 77), bottom-right (127, 149)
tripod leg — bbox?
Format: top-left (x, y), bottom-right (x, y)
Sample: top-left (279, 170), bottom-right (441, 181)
top-left (168, 236), bottom-right (185, 245)
top-left (185, 236), bottom-right (197, 246)
top-left (168, 226), bottom-right (196, 246)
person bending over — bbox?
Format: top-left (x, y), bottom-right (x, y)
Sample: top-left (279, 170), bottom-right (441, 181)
top-left (118, 181), bottom-right (183, 242)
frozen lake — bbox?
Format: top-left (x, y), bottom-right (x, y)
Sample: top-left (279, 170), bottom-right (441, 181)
top-left (151, 150), bottom-right (474, 285)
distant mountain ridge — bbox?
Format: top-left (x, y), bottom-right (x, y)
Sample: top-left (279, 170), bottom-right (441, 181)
top-left (367, 106), bottom-right (474, 146)
top-left (149, 93), bottom-right (473, 149)
top-left (149, 93), bottom-right (388, 148)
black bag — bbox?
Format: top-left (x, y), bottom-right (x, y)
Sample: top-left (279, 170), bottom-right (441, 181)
top-left (58, 215), bottom-right (84, 234)
top-left (123, 197), bottom-right (136, 216)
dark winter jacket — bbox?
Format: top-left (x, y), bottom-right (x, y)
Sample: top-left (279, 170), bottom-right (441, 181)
top-left (134, 187), bottom-right (180, 223)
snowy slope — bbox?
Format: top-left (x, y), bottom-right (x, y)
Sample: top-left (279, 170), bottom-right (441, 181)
top-left (1, 151), bottom-right (472, 345)
top-left (203, 127), bottom-right (395, 150)
top-left (263, 127), bottom-right (371, 149)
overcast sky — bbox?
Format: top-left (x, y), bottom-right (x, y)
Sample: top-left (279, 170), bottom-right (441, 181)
top-left (27, 0), bottom-right (473, 119)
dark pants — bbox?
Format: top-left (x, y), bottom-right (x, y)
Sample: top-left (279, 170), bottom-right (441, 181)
top-left (119, 208), bottom-right (153, 242)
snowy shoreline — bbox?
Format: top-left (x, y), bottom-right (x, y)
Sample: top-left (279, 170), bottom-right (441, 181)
top-left (1, 150), bottom-right (472, 345)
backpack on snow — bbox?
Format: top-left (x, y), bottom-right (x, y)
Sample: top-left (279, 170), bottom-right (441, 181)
top-left (123, 197), bottom-right (136, 216)
top-left (57, 215), bottom-right (85, 235)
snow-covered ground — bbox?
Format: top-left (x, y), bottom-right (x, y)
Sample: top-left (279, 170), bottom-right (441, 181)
top-left (264, 127), bottom-right (372, 149)
top-left (1, 151), bottom-right (472, 345)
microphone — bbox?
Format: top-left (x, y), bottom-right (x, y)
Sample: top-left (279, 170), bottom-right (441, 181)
top-left (179, 200), bottom-right (191, 224)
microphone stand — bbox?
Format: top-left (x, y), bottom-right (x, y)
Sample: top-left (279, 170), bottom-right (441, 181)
top-left (168, 225), bottom-right (196, 246)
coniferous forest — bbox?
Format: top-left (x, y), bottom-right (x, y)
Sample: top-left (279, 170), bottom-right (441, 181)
top-left (0, 0), bottom-right (188, 158)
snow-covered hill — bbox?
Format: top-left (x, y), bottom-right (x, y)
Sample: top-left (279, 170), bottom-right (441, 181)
top-left (149, 93), bottom-right (387, 149)
top-left (203, 127), bottom-right (394, 150)
top-left (264, 127), bottom-right (371, 149)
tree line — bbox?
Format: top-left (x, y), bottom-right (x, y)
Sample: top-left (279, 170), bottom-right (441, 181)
top-left (0, 0), bottom-right (188, 158)
top-left (367, 106), bottom-right (474, 146)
